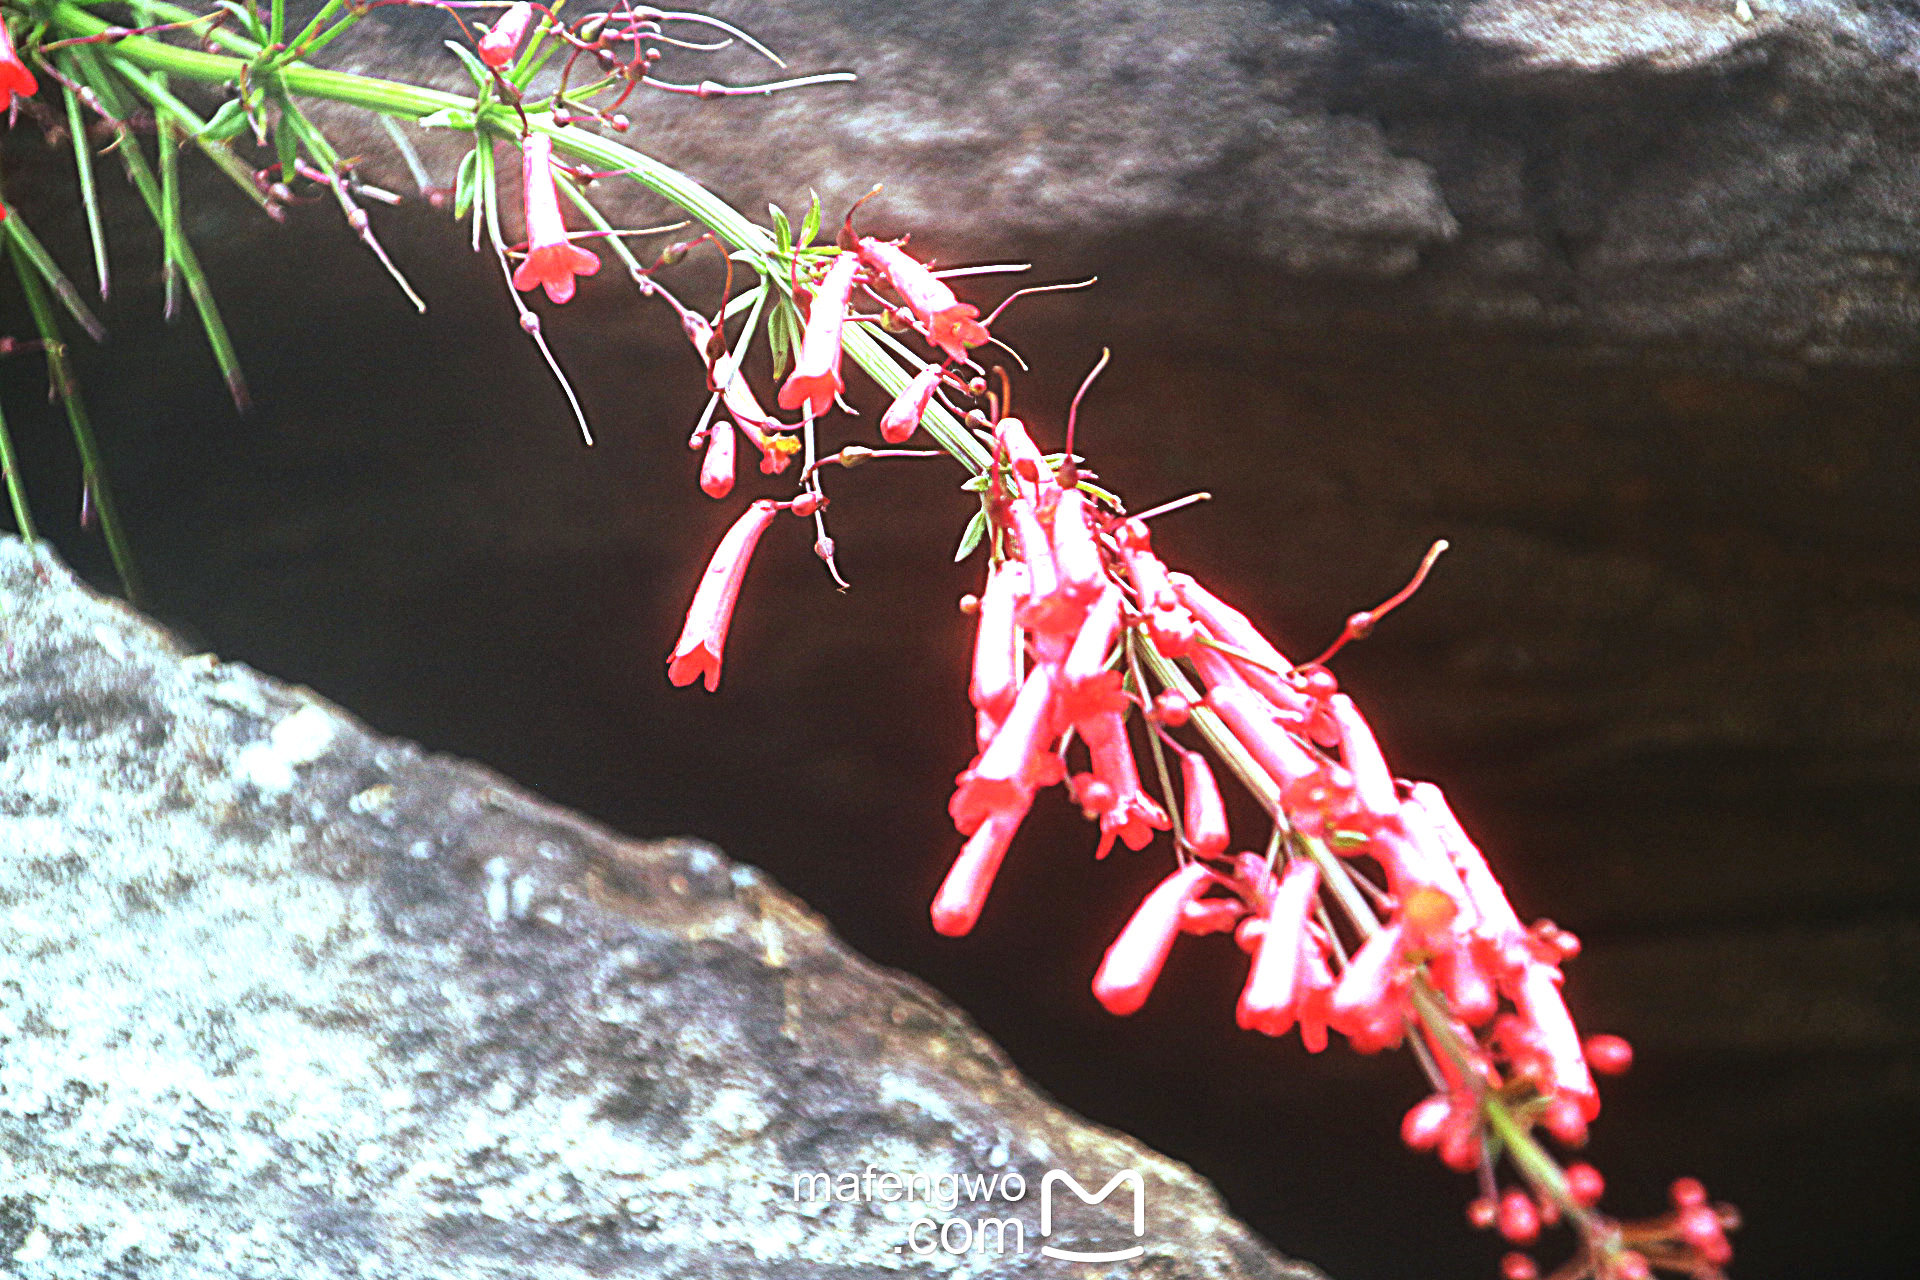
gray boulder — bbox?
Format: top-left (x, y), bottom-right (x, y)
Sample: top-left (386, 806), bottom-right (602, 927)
top-left (0, 535), bottom-right (1316, 1280)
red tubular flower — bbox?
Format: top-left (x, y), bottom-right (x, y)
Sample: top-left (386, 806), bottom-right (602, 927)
top-left (950, 665), bottom-right (1058, 834)
top-left (855, 236), bottom-right (990, 360)
top-left (511, 134), bottom-right (600, 304)
top-left (778, 252), bottom-right (860, 416)
top-left (666, 499), bottom-right (780, 692)
top-left (1329, 921), bottom-right (1410, 1052)
top-left (1408, 781), bottom-right (1530, 969)
top-left (1512, 961), bottom-right (1601, 1120)
top-left (1236, 857), bottom-right (1320, 1036)
top-left (1203, 679), bottom-right (1330, 808)
top-left (1, 19), bottom-right (36, 100)
top-left (1169, 573), bottom-right (1309, 716)
top-left (1328, 693), bottom-right (1399, 824)
top-left (992, 417), bottom-right (1056, 493)
top-left (1115, 521), bottom-right (1199, 656)
top-left (1050, 488), bottom-right (1106, 603)
top-left (1179, 750), bottom-right (1230, 857)
top-left (1079, 708), bottom-right (1170, 858)
top-left (699, 421), bottom-right (735, 498)
top-left (478, 2), bottom-right (536, 68)
top-left (1059, 587), bottom-right (1125, 724)
top-left (931, 794), bottom-right (1034, 937)
top-left (880, 364), bottom-right (942, 444)
top-left (1092, 862), bottom-right (1212, 1015)
top-left (969, 560), bottom-right (1029, 727)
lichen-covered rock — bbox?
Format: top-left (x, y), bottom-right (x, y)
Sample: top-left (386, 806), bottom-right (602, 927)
top-left (0, 536), bottom-right (1318, 1280)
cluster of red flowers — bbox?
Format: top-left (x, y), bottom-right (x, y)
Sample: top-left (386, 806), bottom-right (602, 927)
top-left (657, 227), bottom-right (1736, 1279)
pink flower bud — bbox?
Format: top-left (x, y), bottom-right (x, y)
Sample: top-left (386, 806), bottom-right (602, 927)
top-left (1328, 694), bottom-right (1398, 823)
top-left (666, 500), bottom-right (780, 692)
top-left (1497, 1190), bottom-right (1540, 1244)
top-left (1584, 1034), bottom-right (1634, 1075)
top-left (699, 421), bottom-right (735, 498)
top-left (1400, 1094), bottom-right (1453, 1151)
top-left (1179, 751), bottom-right (1230, 858)
top-left (1565, 1163), bottom-right (1605, 1207)
top-left (1168, 573), bottom-right (1308, 715)
top-left (1093, 863), bottom-right (1212, 1015)
top-left (478, 2), bottom-right (536, 68)
top-left (1514, 963), bottom-right (1600, 1120)
top-left (1059, 588), bottom-right (1126, 725)
top-left (880, 364), bottom-right (942, 443)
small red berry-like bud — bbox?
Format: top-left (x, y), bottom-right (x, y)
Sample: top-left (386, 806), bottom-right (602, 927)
top-left (1500, 1252), bottom-right (1538, 1280)
top-left (1151, 690), bottom-right (1191, 726)
top-left (1467, 1197), bottom-right (1497, 1230)
top-left (1400, 1095), bottom-right (1452, 1151)
top-left (1564, 1163), bottom-right (1605, 1207)
top-left (1669, 1176), bottom-right (1708, 1208)
top-left (1611, 1249), bottom-right (1650, 1280)
top-left (1437, 1112), bottom-right (1482, 1172)
top-left (1542, 1094), bottom-right (1589, 1146)
top-left (1497, 1189), bottom-right (1540, 1244)
top-left (958, 593), bottom-right (981, 615)
top-left (1583, 1034), bottom-right (1634, 1075)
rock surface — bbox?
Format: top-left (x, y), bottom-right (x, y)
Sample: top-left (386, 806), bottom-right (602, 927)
top-left (0, 536), bottom-right (1315, 1280)
top-left (309, 0), bottom-right (1920, 365)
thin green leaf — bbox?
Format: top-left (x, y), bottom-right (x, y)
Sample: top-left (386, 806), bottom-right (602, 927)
top-left (273, 92), bottom-right (300, 185)
top-left (953, 506), bottom-right (989, 563)
top-left (74, 48), bottom-right (249, 408)
top-left (453, 146), bottom-right (480, 220)
top-left (211, 0), bottom-right (268, 43)
top-left (444, 39), bottom-right (495, 94)
top-left (0, 390), bottom-right (35, 543)
top-left (800, 190), bottom-right (821, 248)
top-left (159, 116), bottom-right (181, 318)
top-left (722, 283), bottom-right (767, 321)
top-left (509, 3), bottom-right (568, 91)
top-left (61, 84), bottom-right (109, 301)
top-left (6, 236), bottom-right (142, 603)
top-left (198, 97), bottom-right (249, 142)
top-left (769, 203), bottom-right (791, 257)
top-left (1, 208), bottom-right (107, 343)
top-left (767, 297), bottom-right (799, 380)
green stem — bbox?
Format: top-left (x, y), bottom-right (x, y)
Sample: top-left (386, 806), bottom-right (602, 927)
top-left (46, 3), bottom-right (996, 470)
top-left (0, 394), bottom-right (35, 543)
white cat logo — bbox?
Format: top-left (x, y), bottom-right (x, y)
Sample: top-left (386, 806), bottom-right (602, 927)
top-left (1038, 1169), bottom-right (1146, 1262)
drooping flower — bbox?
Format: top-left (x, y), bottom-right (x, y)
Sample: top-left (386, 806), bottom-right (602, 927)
top-left (856, 236), bottom-right (990, 361)
top-left (478, 2), bottom-right (536, 69)
top-left (1178, 749), bottom-right (1230, 858)
top-left (1, 19), bottom-right (37, 101)
top-left (1058, 586), bottom-right (1125, 725)
top-left (511, 134), bottom-right (600, 304)
top-left (666, 499), bottom-right (780, 692)
top-left (778, 251), bottom-right (860, 416)
top-left (1169, 573), bottom-right (1308, 717)
top-left (1049, 487), bottom-right (1106, 604)
top-left (1236, 857), bottom-right (1319, 1036)
top-left (1114, 521), bottom-right (1198, 655)
top-left (931, 791), bottom-right (1033, 936)
top-left (1078, 707), bottom-right (1170, 858)
top-left (969, 560), bottom-right (1029, 733)
top-left (880, 364), bottom-right (942, 444)
top-left (950, 665), bottom-right (1059, 834)
top-left (1093, 863), bottom-right (1213, 1015)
